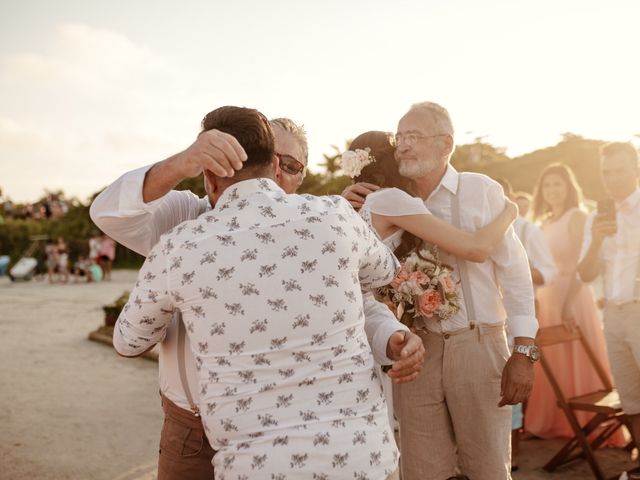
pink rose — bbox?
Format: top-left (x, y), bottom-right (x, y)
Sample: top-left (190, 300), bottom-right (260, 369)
top-left (439, 274), bottom-right (456, 294)
top-left (390, 266), bottom-right (410, 289)
top-left (416, 290), bottom-right (441, 317)
top-left (409, 271), bottom-right (429, 285)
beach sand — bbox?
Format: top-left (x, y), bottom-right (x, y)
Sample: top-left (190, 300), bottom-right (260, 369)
top-left (0, 269), bottom-right (636, 479)
top-left (0, 270), bottom-right (158, 480)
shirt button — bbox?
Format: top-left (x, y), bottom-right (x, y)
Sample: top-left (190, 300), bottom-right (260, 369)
top-left (444, 333), bottom-right (450, 340)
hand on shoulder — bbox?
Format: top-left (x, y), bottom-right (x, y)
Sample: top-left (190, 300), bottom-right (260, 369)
top-left (341, 182), bottom-right (380, 210)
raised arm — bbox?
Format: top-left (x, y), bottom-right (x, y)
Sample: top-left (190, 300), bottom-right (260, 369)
top-left (90, 130), bottom-right (246, 256)
top-left (578, 212), bottom-right (615, 282)
top-left (142, 129), bottom-right (247, 203)
top-left (90, 166), bottom-right (206, 256)
top-left (373, 196), bottom-right (517, 263)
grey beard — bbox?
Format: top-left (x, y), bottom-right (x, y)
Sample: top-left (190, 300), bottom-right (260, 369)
top-left (398, 157), bottom-right (439, 178)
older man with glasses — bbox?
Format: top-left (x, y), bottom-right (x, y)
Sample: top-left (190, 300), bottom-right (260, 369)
top-left (91, 115), bottom-right (424, 480)
top-left (343, 102), bottom-right (537, 480)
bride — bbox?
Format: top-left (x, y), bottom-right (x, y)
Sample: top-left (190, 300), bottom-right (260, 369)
top-left (345, 130), bottom-right (517, 263)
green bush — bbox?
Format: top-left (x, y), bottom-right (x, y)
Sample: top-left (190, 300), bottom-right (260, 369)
top-left (0, 203), bottom-right (143, 269)
top-left (102, 290), bottom-right (130, 327)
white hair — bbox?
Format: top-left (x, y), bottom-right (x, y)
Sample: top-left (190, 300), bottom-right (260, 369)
top-left (270, 117), bottom-right (308, 162)
top-left (408, 101), bottom-right (454, 138)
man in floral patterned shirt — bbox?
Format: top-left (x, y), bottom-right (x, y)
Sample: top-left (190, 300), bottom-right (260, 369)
top-left (114, 106), bottom-right (402, 479)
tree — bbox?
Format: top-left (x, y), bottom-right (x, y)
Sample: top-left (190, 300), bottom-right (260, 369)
top-left (319, 139), bottom-right (353, 179)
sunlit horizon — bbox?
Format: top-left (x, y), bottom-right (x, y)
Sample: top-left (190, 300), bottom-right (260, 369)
top-left (1, 0), bottom-right (639, 203)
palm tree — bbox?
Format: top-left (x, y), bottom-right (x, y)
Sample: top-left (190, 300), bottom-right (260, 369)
top-left (320, 140), bottom-right (352, 179)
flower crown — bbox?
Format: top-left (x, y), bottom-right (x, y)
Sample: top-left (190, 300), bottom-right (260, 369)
top-left (341, 147), bottom-right (376, 178)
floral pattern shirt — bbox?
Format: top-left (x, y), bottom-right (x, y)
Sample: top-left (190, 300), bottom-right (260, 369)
top-left (114, 178), bottom-right (400, 479)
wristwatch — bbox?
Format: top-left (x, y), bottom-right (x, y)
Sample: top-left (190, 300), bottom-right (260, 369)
top-left (513, 345), bottom-right (541, 363)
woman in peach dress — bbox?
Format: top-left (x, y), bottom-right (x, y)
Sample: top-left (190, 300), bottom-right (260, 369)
top-left (526, 164), bottom-right (625, 445)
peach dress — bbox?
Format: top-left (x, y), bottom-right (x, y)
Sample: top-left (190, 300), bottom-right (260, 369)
top-left (526, 207), bottom-right (625, 445)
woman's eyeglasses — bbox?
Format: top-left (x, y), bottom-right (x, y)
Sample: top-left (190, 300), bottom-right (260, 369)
top-left (276, 153), bottom-right (306, 177)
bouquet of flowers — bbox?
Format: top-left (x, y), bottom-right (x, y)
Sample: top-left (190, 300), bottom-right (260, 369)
top-left (376, 245), bottom-right (460, 329)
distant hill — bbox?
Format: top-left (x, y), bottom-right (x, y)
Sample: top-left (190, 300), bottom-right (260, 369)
top-left (452, 134), bottom-right (608, 201)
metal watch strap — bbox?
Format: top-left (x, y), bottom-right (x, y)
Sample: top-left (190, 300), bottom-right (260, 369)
top-left (176, 311), bottom-right (200, 416)
top-left (513, 345), bottom-right (532, 355)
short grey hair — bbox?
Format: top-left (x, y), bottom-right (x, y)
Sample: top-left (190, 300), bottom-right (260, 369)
top-left (408, 101), bottom-right (454, 137)
top-left (270, 117), bottom-right (308, 163)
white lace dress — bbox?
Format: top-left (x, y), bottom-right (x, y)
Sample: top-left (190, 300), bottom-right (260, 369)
top-left (359, 188), bottom-right (431, 427)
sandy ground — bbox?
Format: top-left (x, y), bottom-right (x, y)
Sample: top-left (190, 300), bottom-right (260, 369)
top-left (0, 270), bottom-right (636, 479)
top-left (0, 270), bottom-right (158, 480)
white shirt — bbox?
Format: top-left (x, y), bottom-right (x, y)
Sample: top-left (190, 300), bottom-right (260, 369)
top-left (90, 165), bottom-right (407, 410)
top-left (420, 166), bottom-right (537, 338)
top-left (580, 188), bottom-right (640, 304)
top-left (513, 216), bottom-right (557, 286)
top-left (113, 179), bottom-right (400, 478)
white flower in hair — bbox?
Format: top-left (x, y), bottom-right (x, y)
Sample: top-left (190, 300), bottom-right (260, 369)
top-left (340, 147), bottom-right (376, 178)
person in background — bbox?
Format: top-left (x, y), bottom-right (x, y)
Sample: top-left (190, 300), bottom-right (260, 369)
top-left (514, 191), bottom-right (533, 221)
top-left (97, 234), bottom-right (116, 281)
top-left (578, 142), bottom-right (640, 480)
top-left (496, 178), bottom-right (557, 290)
top-left (57, 237), bottom-right (69, 284)
top-left (496, 177), bottom-right (557, 471)
top-left (73, 254), bottom-right (91, 283)
top-left (526, 163), bottom-right (624, 446)
top-left (45, 240), bottom-right (59, 283)
top-left (89, 232), bottom-right (101, 265)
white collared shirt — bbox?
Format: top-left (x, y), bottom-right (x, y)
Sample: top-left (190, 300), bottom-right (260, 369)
top-left (580, 188), bottom-right (640, 304)
top-left (513, 216), bottom-right (557, 286)
top-left (90, 165), bottom-right (407, 411)
top-left (113, 179), bottom-right (400, 477)
top-left (421, 166), bottom-right (538, 338)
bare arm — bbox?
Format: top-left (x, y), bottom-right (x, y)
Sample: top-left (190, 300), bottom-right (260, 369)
top-left (373, 199), bottom-right (517, 263)
top-left (143, 130), bottom-right (247, 203)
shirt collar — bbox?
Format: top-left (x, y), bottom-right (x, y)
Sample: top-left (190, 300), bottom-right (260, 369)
top-left (213, 178), bottom-right (284, 211)
top-left (428, 164), bottom-right (459, 200)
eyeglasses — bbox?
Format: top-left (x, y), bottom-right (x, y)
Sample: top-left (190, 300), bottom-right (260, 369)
top-left (276, 153), bottom-right (306, 177)
top-left (391, 133), bottom-right (447, 147)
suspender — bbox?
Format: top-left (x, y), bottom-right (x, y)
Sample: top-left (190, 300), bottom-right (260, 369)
top-left (449, 181), bottom-right (477, 324)
top-left (633, 250), bottom-right (640, 300)
top-left (176, 311), bottom-right (200, 416)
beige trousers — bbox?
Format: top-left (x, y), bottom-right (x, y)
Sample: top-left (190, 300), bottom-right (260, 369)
top-left (604, 302), bottom-right (640, 415)
top-left (393, 323), bottom-right (512, 480)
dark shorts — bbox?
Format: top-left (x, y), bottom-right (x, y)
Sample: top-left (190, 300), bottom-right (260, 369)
top-left (158, 394), bottom-right (215, 480)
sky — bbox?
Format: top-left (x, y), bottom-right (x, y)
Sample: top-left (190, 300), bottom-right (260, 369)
top-left (1, 0), bottom-right (639, 203)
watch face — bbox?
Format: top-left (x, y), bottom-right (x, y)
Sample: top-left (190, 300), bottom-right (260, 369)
top-left (530, 348), bottom-right (541, 361)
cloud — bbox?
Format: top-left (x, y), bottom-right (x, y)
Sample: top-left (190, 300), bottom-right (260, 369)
top-left (0, 23), bottom-right (196, 202)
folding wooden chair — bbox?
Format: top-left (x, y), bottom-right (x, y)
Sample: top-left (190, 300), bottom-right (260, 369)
top-left (536, 324), bottom-right (633, 480)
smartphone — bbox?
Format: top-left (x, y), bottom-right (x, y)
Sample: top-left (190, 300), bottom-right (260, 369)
top-left (597, 198), bottom-right (616, 222)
